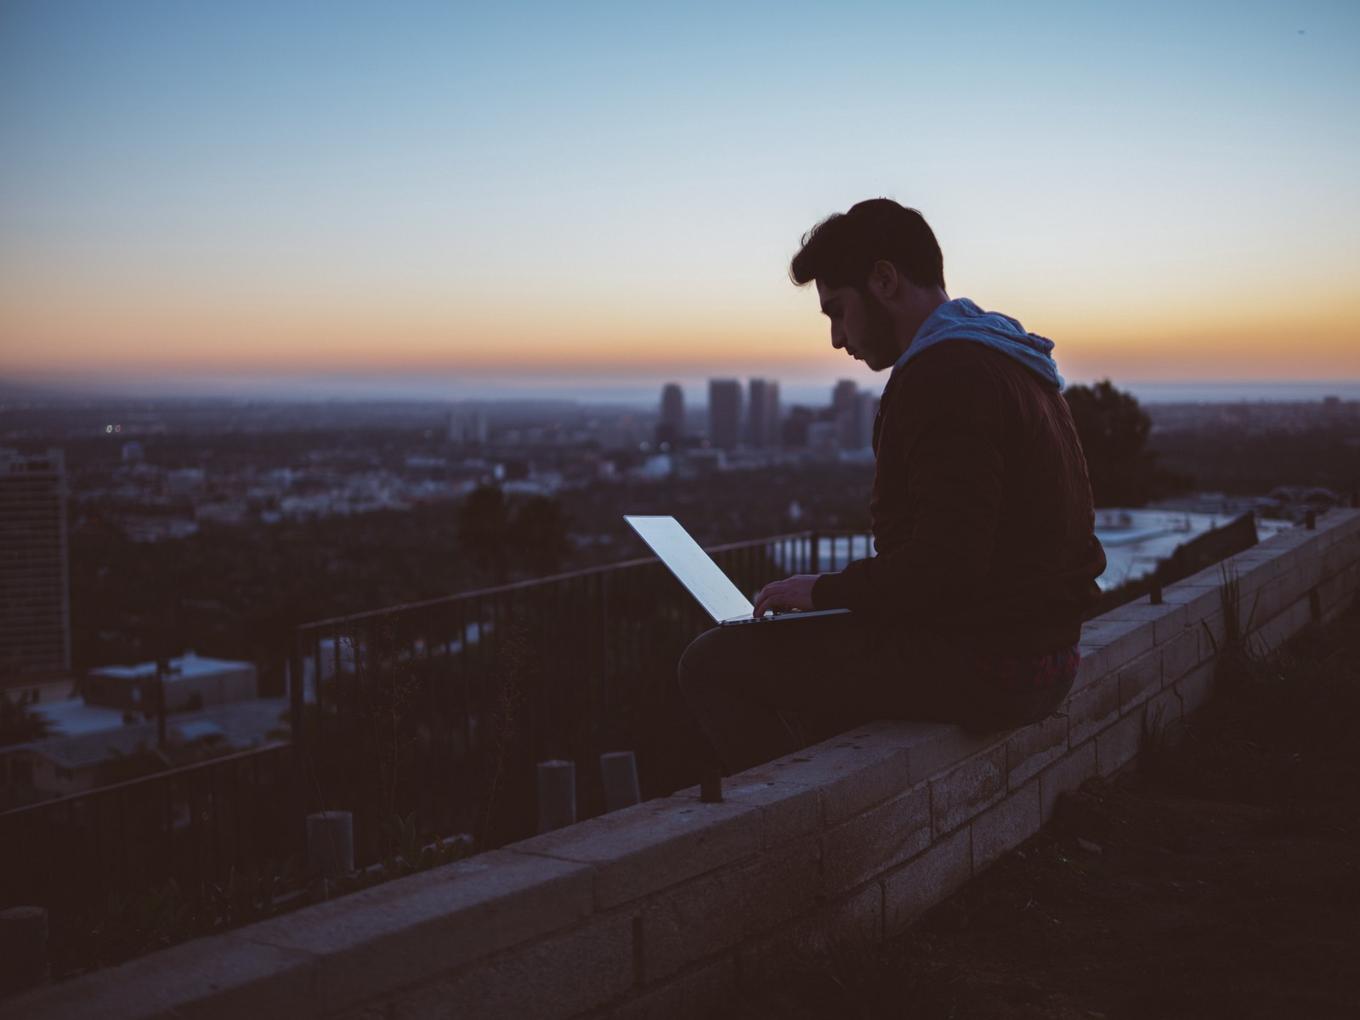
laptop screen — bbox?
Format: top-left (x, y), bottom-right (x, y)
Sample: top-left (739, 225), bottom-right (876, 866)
top-left (623, 515), bottom-right (754, 624)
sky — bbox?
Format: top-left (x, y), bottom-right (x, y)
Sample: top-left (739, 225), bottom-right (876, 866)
top-left (1, 0), bottom-right (1358, 401)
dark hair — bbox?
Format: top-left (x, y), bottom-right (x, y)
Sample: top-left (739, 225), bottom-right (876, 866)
top-left (789, 198), bottom-right (945, 292)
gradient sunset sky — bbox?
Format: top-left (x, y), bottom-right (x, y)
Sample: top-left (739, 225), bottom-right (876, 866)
top-left (2, 0), bottom-right (1357, 398)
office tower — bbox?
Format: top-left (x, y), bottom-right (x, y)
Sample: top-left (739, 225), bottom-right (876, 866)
top-left (448, 408), bottom-right (489, 446)
top-left (781, 406), bottom-right (815, 448)
top-left (746, 379), bottom-right (781, 449)
top-left (852, 391), bottom-right (880, 449)
top-left (832, 379), bottom-right (858, 417)
top-left (832, 380), bottom-right (861, 449)
top-left (708, 379), bottom-right (743, 449)
top-left (0, 448), bottom-right (71, 678)
top-left (656, 383), bottom-right (685, 446)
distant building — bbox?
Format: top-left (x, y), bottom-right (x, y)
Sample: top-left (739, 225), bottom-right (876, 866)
top-left (195, 501), bottom-right (251, 526)
top-left (832, 379), bottom-right (858, 417)
top-left (166, 467), bottom-right (206, 496)
top-left (121, 516), bottom-right (200, 543)
top-left (851, 391), bottom-right (880, 450)
top-left (781, 406), bottom-right (817, 449)
top-left (0, 448), bottom-right (70, 680)
top-left (806, 420), bottom-right (841, 457)
top-left (747, 379), bottom-right (781, 449)
top-left (83, 652), bottom-right (257, 713)
top-left (656, 383), bottom-right (685, 447)
top-left (3, 698), bottom-right (288, 802)
top-left (708, 379), bottom-right (743, 449)
top-left (598, 413), bottom-right (643, 451)
top-left (448, 407), bottom-right (489, 446)
top-left (830, 381), bottom-right (873, 449)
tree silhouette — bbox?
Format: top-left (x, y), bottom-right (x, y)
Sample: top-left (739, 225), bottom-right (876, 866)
top-left (509, 495), bottom-right (571, 576)
top-left (0, 692), bottom-right (49, 748)
top-left (1065, 380), bottom-right (1188, 507)
top-left (456, 485), bottom-right (510, 580)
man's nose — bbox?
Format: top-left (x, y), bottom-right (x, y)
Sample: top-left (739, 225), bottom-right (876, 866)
top-left (831, 329), bottom-right (844, 350)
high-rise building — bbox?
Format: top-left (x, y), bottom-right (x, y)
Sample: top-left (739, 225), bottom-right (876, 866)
top-left (827, 382), bottom-right (879, 450)
top-left (448, 407), bottom-right (489, 447)
top-left (657, 383), bottom-right (685, 446)
top-left (708, 379), bottom-right (743, 449)
top-left (746, 379), bottom-right (781, 449)
top-left (852, 391), bottom-right (880, 450)
top-left (832, 379), bottom-right (859, 418)
top-left (832, 380), bottom-right (861, 449)
top-left (0, 448), bottom-right (70, 679)
top-left (781, 406), bottom-right (816, 448)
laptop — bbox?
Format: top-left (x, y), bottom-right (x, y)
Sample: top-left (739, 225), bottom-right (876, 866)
top-left (624, 515), bottom-right (851, 626)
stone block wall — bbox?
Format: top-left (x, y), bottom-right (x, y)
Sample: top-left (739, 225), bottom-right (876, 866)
top-left (12, 510), bottom-right (1360, 1020)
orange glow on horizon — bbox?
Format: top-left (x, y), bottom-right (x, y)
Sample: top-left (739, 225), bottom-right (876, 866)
top-left (3, 269), bottom-right (1358, 384)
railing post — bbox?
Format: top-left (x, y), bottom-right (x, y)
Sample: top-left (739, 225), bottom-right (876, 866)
top-left (306, 810), bottom-right (354, 883)
top-left (599, 751), bottom-right (641, 812)
top-left (809, 530), bottom-right (821, 574)
top-left (699, 769), bottom-right (723, 804)
top-left (537, 760), bottom-right (577, 833)
top-left (154, 661), bottom-right (167, 749)
top-left (289, 634), bottom-right (305, 755)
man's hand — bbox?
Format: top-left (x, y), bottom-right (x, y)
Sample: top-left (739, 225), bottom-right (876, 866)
top-left (752, 574), bottom-right (822, 618)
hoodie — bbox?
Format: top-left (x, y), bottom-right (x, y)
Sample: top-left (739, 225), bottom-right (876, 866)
top-left (812, 327), bottom-right (1106, 655)
top-left (894, 297), bottom-right (1064, 389)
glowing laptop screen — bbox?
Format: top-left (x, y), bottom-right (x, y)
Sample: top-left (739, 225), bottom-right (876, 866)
top-left (623, 515), bottom-right (754, 624)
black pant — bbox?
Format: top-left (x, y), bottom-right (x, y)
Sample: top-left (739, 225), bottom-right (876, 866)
top-left (677, 613), bottom-right (1072, 776)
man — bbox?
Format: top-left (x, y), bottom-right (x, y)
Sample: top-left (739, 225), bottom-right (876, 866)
top-left (678, 198), bottom-right (1107, 776)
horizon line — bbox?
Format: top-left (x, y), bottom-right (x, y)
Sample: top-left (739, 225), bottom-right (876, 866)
top-left (5, 374), bottom-right (1360, 408)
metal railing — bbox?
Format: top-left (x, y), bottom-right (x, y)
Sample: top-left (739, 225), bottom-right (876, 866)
top-left (0, 529), bottom-right (875, 950)
top-left (286, 530), bottom-right (876, 859)
top-left (0, 743), bottom-right (299, 971)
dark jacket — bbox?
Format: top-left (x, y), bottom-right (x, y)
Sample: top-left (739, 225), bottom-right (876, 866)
top-left (811, 339), bottom-right (1106, 654)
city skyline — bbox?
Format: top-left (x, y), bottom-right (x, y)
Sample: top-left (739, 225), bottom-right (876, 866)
top-left (2, 2), bottom-right (1358, 391)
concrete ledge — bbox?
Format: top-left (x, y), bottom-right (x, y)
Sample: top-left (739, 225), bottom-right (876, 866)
top-left (509, 794), bottom-right (763, 911)
top-left (10, 932), bottom-right (321, 1020)
top-left (12, 510), bottom-right (1359, 1020)
top-left (245, 850), bottom-right (594, 1014)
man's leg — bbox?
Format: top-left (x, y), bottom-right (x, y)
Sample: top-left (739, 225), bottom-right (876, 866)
top-left (676, 613), bottom-right (959, 775)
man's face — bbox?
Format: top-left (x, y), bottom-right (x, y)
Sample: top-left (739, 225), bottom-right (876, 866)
top-left (815, 281), bottom-right (899, 371)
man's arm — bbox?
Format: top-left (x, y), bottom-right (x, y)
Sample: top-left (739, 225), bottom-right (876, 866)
top-left (811, 358), bottom-right (1005, 615)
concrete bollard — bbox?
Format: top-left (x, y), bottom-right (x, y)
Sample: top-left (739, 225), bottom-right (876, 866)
top-left (537, 760), bottom-right (577, 833)
top-left (307, 810), bottom-right (355, 880)
top-left (0, 906), bottom-right (49, 996)
top-left (699, 770), bottom-right (723, 803)
top-left (599, 751), bottom-right (641, 812)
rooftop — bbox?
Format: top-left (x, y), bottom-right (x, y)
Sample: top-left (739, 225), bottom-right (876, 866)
top-left (8, 698), bottom-right (288, 770)
top-left (88, 651), bottom-right (252, 682)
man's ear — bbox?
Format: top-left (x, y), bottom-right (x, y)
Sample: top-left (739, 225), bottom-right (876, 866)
top-left (866, 259), bottom-right (899, 302)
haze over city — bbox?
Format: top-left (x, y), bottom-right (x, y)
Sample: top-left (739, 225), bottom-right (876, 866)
top-left (2, 0), bottom-right (1358, 401)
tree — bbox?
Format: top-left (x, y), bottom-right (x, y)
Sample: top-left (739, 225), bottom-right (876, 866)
top-left (509, 496), bottom-right (571, 576)
top-left (1064, 380), bottom-right (1188, 507)
top-left (457, 485), bottom-right (510, 580)
top-left (0, 692), bottom-right (49, 748)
